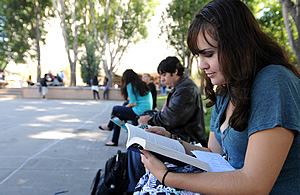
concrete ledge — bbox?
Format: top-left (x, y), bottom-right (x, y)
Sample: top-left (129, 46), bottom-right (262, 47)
top-left (22, 86), bottom-right (124, 100)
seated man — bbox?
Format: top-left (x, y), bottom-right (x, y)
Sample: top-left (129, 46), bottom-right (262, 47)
top-left (127, 56), bottom-right (207, 193)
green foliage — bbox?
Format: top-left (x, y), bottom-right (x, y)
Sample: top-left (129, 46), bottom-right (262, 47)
top-left (244, 0), bottom-right (297, 64)
top-left (122, 1), bottom-right (146, 39)
top-left (202, 96), bottom-right (213, 138)
top-left (80, 36), bottom-right (100, 86)
top-left (0, 0), bottom-right (53, 69)
top-left (160, 0), bottom-right (210, 67)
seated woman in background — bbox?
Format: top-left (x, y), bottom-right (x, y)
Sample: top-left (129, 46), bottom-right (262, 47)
top-left (27, 75), bottom-right (34, 86)
top-left (135, 0), bottom-right (300, 194)
top-left (99, 69), bottom-right (153, 146)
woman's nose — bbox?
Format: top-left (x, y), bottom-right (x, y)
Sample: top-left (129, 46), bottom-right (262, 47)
top-left (198, 57), bottom-right (209, 70)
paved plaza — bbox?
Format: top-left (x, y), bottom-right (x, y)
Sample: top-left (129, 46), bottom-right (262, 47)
top-left (0, 98), bottom-right (127, 195)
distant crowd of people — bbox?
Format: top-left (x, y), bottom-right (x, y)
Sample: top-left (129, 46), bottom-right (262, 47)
top-left (38, 71), bottom-right (65, 98)
top-left (27, 71), bottom-right (65, 87)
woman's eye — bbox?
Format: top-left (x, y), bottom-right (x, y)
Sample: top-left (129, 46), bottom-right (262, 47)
top-left (205, 53), bottom-right (213, 57)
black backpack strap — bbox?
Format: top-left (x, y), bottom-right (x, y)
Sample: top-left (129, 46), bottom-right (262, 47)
top-left (90, 169), bottom-right (102, 195)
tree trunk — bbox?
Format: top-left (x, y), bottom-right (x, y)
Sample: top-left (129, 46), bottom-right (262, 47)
top-left (70, 61), bottom-right (76, 86)
top-left (89, 0), bottom-right (104, 68)
top-left (60, 0), bottom-right (73, 86)
top-left (70, 0), bottom-right (78, 86)
top-left (34, 0), bottom-right (42, 82)
top-left (103, 59), bottom-right (113, 87)
top-left (102, 0), bottom-right (112, 87)
top-left (52, 0), bottom-right (78, 86)
top-left (89, 0), bottom-right (113, 86)
top-left (280, 0), bottom-right (300, 69)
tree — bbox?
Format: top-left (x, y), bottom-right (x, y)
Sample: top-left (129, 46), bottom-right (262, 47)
top-left (89, 0), bottom-right (156, 86)
top-left (52, 0), bottom-right (86, 86)
top-left (80, 36), bottom-right (100, 86)
top-left (0, 0), bottom-right (53, 81)
top-left (244, 0), bottom-right (297, 66)
top-left (280, 0), bottom-right (300, 69)
top-left (160, 0), bottom-right (210, 75)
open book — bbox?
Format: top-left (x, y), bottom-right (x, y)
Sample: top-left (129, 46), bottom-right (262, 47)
top-left (125, 123), bottom-right (210, 171)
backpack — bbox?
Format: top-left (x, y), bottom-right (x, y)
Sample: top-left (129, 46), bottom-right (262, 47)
top-left (90, 150), bottom-right (129, 195)
top-left (40, 78), bottom-right (47, 86)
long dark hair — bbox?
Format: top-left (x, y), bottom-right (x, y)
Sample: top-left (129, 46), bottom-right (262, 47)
top-left (187, 0), bottom-right (300, 132)
top-left (121, 69), bottom-right (150, 100)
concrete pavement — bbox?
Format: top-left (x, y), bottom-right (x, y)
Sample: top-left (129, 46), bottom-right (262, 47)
top-left (0, 98), bottom-right (128, 195)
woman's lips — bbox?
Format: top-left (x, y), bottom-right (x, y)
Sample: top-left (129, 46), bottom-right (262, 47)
top-left (206, 72), bottom-right (214, 78)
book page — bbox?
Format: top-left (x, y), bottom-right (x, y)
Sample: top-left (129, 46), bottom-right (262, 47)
top-left (126, 124), bottom-right (185, 154)
top-left (191, 150), bottom-right (235, 172)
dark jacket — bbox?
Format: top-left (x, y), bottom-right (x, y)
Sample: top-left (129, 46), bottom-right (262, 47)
top-left (148, 76), bottom-right (207, 146)
top-left (148, 82), bottom-right (157, 109)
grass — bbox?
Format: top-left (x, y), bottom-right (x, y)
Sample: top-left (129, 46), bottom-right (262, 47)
top-left (202, 98), bottom-right (213, 138)
top-left (156, 95), bottom-right (212, 139)
top-left (156, 95), bottom-right (167, 110)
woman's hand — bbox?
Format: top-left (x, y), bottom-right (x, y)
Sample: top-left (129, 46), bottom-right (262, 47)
top-left (138, 115), bottom-right (152, 125)
top-left (140, 150), bottom-right (168, 182)
top-left (145, 126), bottom-right (171, 138)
